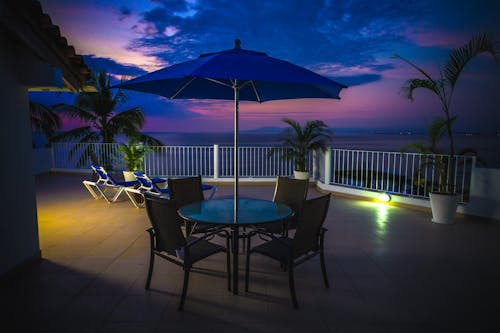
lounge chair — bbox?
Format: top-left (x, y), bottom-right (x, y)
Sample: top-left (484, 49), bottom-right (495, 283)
top-left (124, 172), bottom-right (169, 208)
top-left (82, 165), bottom-right (139, 203)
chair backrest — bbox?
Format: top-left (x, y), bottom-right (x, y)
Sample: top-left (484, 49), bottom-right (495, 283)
top-left (133, 172), bottom-right (158, 192)
top-left (292, 194), bottom-right (331, 257)
top-left (273, 176), bottom-right (309, 227)
top-left (91, 165), bottom-right (118, 185)
top-left (144, 193), bottom-right (186, 255)
top-left (167, 176), bottom-right (204, 207)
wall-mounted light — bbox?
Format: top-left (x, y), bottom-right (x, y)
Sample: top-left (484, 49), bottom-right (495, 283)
top-left (377, 192), bottom-right (391, 203)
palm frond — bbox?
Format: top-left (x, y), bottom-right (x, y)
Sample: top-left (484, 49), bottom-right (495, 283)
top-left (111, 107), bottom-right (144, 127)
top-left (29, 101), bottom-right (61, 139)
top-left (444, 32), bottom-right (498, 88)
top-left (401, 78), bottom-right (441, 101)
top-left (51, 126), bottom-right (94, 142)
top-left (393, 54), bottom-right (436, 82)
top-left (134, 133), bottom-right (164, 146)
top-left (53, 103), bottom-right (95, 123)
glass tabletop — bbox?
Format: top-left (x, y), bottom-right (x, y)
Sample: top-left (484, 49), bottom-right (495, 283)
top-left (178, 198), bottom-right (293, 225)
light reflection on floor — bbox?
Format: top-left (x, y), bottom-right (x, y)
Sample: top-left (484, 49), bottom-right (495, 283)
top-left (353, 200), bottom-right (393, 237)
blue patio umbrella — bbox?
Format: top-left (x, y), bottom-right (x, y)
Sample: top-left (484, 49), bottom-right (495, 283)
top-left (115, 39), bottom-right (346, 220)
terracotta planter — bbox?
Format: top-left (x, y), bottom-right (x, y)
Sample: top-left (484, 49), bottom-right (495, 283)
top-left (293, 170), bottom-right (310, 180)
top-left (429, 192), bottom-right (459, 224)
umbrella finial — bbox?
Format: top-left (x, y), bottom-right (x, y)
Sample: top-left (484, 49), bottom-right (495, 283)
top-left (234, 38), bottom-right (241, 49)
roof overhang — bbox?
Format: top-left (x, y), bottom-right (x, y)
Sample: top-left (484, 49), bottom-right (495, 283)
top-left (0, 0), bottom-right (92, 91)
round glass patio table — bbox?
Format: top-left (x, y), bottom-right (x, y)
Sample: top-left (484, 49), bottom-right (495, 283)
top-left (178, 198), bottom-right (293, 294)
top-left (179, 198), bottom-right (292, 225)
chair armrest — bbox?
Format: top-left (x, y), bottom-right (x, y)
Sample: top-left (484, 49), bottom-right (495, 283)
top-left (248, 229), bottom-right (292, 247)
top-left (185, 228), bottom-right (230, 247)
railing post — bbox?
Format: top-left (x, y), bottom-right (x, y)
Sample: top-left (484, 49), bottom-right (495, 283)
top-left (324, 148), bottom-right (331, 185)
top-left (213, 144), bottom-right (219, 180)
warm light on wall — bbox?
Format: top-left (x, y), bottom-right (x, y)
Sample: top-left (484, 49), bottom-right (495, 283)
top-left (377, 192), bottom-right (391, 203)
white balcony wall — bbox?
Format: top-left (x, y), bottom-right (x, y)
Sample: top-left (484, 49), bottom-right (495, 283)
top-left (458, 167), bottom-right (500, 220)
top-left (0, 33), bottom-right (40, 276)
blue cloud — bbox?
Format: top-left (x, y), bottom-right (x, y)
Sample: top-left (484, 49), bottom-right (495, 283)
top-left (336, 74), bottom-right (382, 86)
top-left (83, 55), bottom-right (148, 77)
top-left (117, 6), bottom-right (132, 21)
top-left (127, 0), bottom-right (426, 71)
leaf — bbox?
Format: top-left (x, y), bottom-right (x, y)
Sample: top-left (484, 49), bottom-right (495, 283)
top-left (444, 32), bottom-right (498, 89)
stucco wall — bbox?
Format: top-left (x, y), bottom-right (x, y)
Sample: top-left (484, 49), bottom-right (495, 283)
top-left (0, 34), bottom-right (41, 275)
top-left (458, 167), bottom-right (500, 220)
top-left (33, 148), bottom-right (52, 175)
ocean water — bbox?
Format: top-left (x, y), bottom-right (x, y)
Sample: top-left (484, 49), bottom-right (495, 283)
top-left (147, 132), bottom-right (500, 168)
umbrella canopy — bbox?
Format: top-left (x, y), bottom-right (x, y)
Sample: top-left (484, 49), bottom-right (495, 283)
top-left (115, 39), bottom-right (347, 221)
top-left (117, 39), bottom-right (345, 101)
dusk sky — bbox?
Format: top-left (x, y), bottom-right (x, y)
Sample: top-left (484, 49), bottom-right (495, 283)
top-left (31, 0), bottom-right (500, 133)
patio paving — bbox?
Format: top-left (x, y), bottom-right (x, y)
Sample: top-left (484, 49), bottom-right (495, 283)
top-left (2, 172), bottom-right (500, 332)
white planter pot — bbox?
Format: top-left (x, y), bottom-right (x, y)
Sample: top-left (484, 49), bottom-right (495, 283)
top-left (123, 171), bottom-right (137, 182)
top-left (293, 170), bottom-right (310, 180)
top-left (429, 192), bottom-right (459, 224)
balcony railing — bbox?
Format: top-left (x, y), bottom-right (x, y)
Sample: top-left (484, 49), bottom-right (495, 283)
top-left (51, 143), bottom-right (475, 203)
top-left (320, 149), bottom-right (475, 203)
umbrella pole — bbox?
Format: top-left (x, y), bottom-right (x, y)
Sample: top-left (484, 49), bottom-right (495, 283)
top-left (232, 83), bottom-right (240, 294)
top-left (233, 84), bottom-right (239, 222)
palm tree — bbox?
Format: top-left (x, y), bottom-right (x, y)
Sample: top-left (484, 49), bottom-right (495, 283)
top-left (276, 118), bottom-right (333, 173)
top-left (394, 32), bottom-right (498, 192)
top-left (29, 101), bottom-right (61, 148)
top-left (403, 117), bottom-right (483, 193)
top-left (53, 70), bottom-right (163, 168)
top-left (402, 117), bottom-right (454, 193)
top-left (402, 117), bottom-right (451, 156)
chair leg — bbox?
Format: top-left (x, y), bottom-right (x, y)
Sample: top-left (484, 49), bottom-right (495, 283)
top-left (245, 236), bottom-right (251, 292)
top-left (82, 181), bottom-right (101, 199)
top-left (320, 249), bottom-right (329, 288)
top-left (110, 187), bottom-right (125, 202)
top-left (179, 268), bottom-right (190, 311)
top-left (288, 261), bottom-right (298, 309)
top-left (280, 262), bottom-right (287, 272)
top-left (145, 250), bottom-right (155, 289)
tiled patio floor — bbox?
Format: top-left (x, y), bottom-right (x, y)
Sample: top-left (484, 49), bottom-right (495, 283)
top-left (2, 173), bottom-right (500, 332)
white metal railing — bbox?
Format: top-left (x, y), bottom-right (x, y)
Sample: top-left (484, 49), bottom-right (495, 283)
top-left (324, 148), bottom-right (476, 203)
top-left (52, 142), bottom-right (122, 171)
top-left (50, 143), bottom-right (308, 178)
top-left (50, 143), bottom-right (475, 202)
top-left (145, 145), bottom-right (214, 177)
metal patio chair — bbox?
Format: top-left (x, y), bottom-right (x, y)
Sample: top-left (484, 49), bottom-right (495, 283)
top-left (144, 193), bottom-right (230, 311)
top-left (167, 176), bottom-right (218, 235)
top-left (259, 176), bottom-right (309, 236)
top-left (245, 194), bottom-right (331, 309)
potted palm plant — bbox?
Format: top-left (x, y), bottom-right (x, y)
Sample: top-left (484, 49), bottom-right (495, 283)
top-left (395, 32), bottom-right (498, 224)
top-left (274, 118), bottom-right (333, 180)
top-left (118, 137), bottom-right (148, 182)
top-left (402, 117), bottom-right (477, 223)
